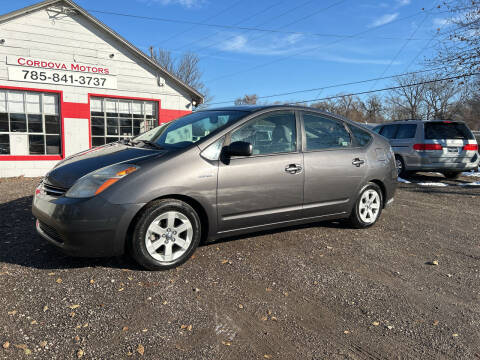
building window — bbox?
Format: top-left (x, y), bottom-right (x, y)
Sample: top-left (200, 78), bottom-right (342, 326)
top-left (90, 97), bottom-right (157, 147)
top-left (0, 90), bottom-right (61, 155)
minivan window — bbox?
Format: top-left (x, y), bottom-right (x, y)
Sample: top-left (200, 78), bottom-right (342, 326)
top-left (349, 125), bottom-right (372, 146)
top-left (135, 110), bottom-right (248, 148)
top-left (396, 124), bottom-right (417, 139)
top-left (424, 122), bottom-right (474, 140)
top-left (380, 125), bottom-right (398, 139)
top-left (304, 114), bottom-right (351, 150)
top-left (230, 111), bottom-right (296, 155)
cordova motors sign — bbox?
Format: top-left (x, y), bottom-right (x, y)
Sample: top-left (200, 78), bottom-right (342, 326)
top-left (6, 55), bottom-right (117, 89)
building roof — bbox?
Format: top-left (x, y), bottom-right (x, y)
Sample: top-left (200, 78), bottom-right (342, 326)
top-left (0, 0), bottom-right (204, 104)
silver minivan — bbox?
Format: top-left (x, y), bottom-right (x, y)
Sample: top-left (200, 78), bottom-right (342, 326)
top-left (373, 120), bottom-right (479, 178)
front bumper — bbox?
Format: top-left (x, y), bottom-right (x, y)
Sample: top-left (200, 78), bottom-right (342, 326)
top-left (33, 192), bottom-right (145, 257)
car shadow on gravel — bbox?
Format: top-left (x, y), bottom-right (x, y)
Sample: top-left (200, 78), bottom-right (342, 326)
top-left (0, 196), bottom-right (140, 271)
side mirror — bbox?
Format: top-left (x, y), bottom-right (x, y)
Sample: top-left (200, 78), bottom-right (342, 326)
top-left (225, 141), bottom-right (253, 157)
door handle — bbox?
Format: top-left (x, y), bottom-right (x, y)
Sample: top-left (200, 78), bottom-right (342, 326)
top-left (285, 164), bottom-right (302, 174)
top-left (352, 158), bottom-right (365, 167)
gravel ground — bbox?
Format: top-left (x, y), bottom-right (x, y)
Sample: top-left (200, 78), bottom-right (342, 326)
top-left (0, 174), bottom-right (479, 359)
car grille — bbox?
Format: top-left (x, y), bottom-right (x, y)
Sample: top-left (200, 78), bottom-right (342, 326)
top-left (38, 221), bottom-right (65, 244)
top-left (43, 182), bottom-right (68, 197)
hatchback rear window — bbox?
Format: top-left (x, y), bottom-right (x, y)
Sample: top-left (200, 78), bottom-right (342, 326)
top-left (424, 122), bottom-right (474, 140)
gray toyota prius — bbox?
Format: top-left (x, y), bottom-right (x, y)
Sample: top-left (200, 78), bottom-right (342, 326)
top-left (33, 105), bottom-right (397, 270)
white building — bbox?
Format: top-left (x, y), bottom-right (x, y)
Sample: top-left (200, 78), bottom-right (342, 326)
top-left (0, 0), bottom-right (203, 177)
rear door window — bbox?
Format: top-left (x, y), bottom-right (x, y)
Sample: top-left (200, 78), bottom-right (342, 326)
top-left (303, 113), bottom-right (351, 150)
top-left (395, 124), bottom-right (417, 139)
top-left (424, 122), bottom-right (474, 140)
top-left (380, 125), bottom-right (399, 139)
top-left (349, 125), bottom-right (372, 147)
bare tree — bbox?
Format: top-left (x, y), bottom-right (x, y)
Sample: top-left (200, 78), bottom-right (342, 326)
top-left (423, 78), bottom-right (460, 119)
top-left (431, 1), bottom-right (480, 74)
top-left (234, 94), bottom-right (259, 105)
top-left (363, 95), bottom-right (384, 123)
top-left (387, 74), bottom-right (426, 119)
top-left (151, 48), bottom-right (209, 104)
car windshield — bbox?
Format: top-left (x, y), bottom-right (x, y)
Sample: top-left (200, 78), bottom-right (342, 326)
top-left (134, 110), bottom-right (248, 149)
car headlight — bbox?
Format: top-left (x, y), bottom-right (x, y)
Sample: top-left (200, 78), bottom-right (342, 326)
top-left (65, 164), bottom-right (139, 198)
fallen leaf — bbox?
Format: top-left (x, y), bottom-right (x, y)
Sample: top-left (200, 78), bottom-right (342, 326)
top-left (452, 333), bottom-right (459, 337)
top-left (7, 310), bottom-right (17, 315)
top-left (137, 344), bottom-right (145, 356)
top-left (122, 326), bottom-right (129, 331)
top-left (142, 329), bottom-right (148, 333)
top-left (326, 246), bottom-right (333, 250)
top-left (447, 274), bottom-right (453, 278)
top-left (56, 278), bottom-right (62, 284)
top-left (432, 260), bottom-right (439, 266)
top-left (126, 351), bottom-right (133, 356)
top-left (43, 305), bottom-right (48, 312)
top-left (118, 288), bottom-right (124, 292)
top-left (271, 316), bottom-right (278, 321)
top-left (83, 323), bottom-right (88, 328)
top-left (74, 336), bottom-right (80, 342)
top-left (283, 292), bottom-right (289, 297)
top-left (261, 316), bottom-right (268, 321)
top-left (89, 279), bottom-right (95, 284)
top-left (187, 325), bottom-right (192, 331)
top-left (2, 341), bottom-right (10, 349)
top-left (77, 349), bottom-right (84, 358)
top-left (162, 301), bottom-right (168, 305)
top-left (387, 325), bottom-right (394, 330)
top-left (433, 320), bottom-right (439, 326)
top-left (221, 259), bottom-right (229, 264)
top-left (344, 330), bottom-right (350, 334)
top-left (266, 288), bottom-right (272, 292)
top-left (70, 312), bottom-right (76, 318)
top-left (238, 304), bottom-right (244, 309)
top-left (267, 309), bottom-right (272, 315)
top-left (180, 325), bottom-right (187, 329)
top-left (39, 341), bottom-right (47, 348)
top-left (30, 320), bottom-right (37, 325)
top-left (48, 272), bottom-right (55, 276)
top-left (14, 344), bottom-right (31, 355)
top-left (128, 277), bottom-right (133, 281)
top-left (221, 340), bottom-right (231, 346)
top-left (69, 304), bottom-right (80, 309)
top-left (313, 281), bottom-right (318, 285)
top-left (264, 355), bottom-right (272, 359)
top-left (372, 321), bottom-right (380, 326)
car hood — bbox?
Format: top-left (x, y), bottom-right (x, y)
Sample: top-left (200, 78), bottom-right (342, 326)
top-left (45, 143), bottom-right (165, 189)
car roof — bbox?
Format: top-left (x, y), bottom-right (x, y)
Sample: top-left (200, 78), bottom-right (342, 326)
top-left (198, 105), bottom-right (360, 125)
top-left (378, 120), bottom-right (466, 125)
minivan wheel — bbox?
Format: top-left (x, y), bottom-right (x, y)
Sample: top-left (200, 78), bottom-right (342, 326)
top-left (348, 182), bottom-right (383, 229)
top-left (443, 171), bottom-right (461, 179)
top-left (395, 155), bottom-right (407, 178)
top-left (131, 199), bottom-right (201, 270)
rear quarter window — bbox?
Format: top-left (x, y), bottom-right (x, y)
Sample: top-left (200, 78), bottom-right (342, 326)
top-left (424, 122), bottom-right (474, 140)
top-left (380, 125), bottom-right (398, 139)
top-left (349, 125), bottom-right (372, 147)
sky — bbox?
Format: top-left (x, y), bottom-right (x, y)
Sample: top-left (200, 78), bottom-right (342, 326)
top-left (4, 0), bottom-right (452, 105)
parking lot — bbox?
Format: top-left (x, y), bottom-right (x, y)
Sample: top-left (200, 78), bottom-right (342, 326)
top-left (0, 174), bottom-right (479, 359)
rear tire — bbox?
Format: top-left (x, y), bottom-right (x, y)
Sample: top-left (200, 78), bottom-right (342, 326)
top-left (348, 182), bottom-right (383, 229)
top-left (131, 199), bottom-right (201, 270)
top-left (443, 171), bottom-right (461, 179)
top-left (395, 155), bottom-right (407, 178)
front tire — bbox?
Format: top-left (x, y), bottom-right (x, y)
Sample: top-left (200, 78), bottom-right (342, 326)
top-left (348, 182), bottom-right (383, 229)
top-left (131, 199), bottom-right (201, 270)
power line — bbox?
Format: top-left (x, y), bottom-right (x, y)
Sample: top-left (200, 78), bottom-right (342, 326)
top-left (208, 66), bottom-right (450, 105)
top-left (154, 0), bottom-right (244, 47)
top-left (286, 72), bottom-right (479, 105)
top-left (369, 12), bottom-right (431, 91)
top-left (205, 6), bottom-right (441, 84)
top-left (86, 7), bottom-right (438, 43)
top-left (173, 0), bottom-right (288, 53)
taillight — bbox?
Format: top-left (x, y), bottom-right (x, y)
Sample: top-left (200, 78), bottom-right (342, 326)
top-left (463, 144), bottom-right (478, 151)
top-left (413, 143), bottom-right (443, 151)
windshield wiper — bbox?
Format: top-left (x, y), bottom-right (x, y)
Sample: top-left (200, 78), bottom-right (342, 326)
top-left (132, 140), bottom-right (164, 150)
